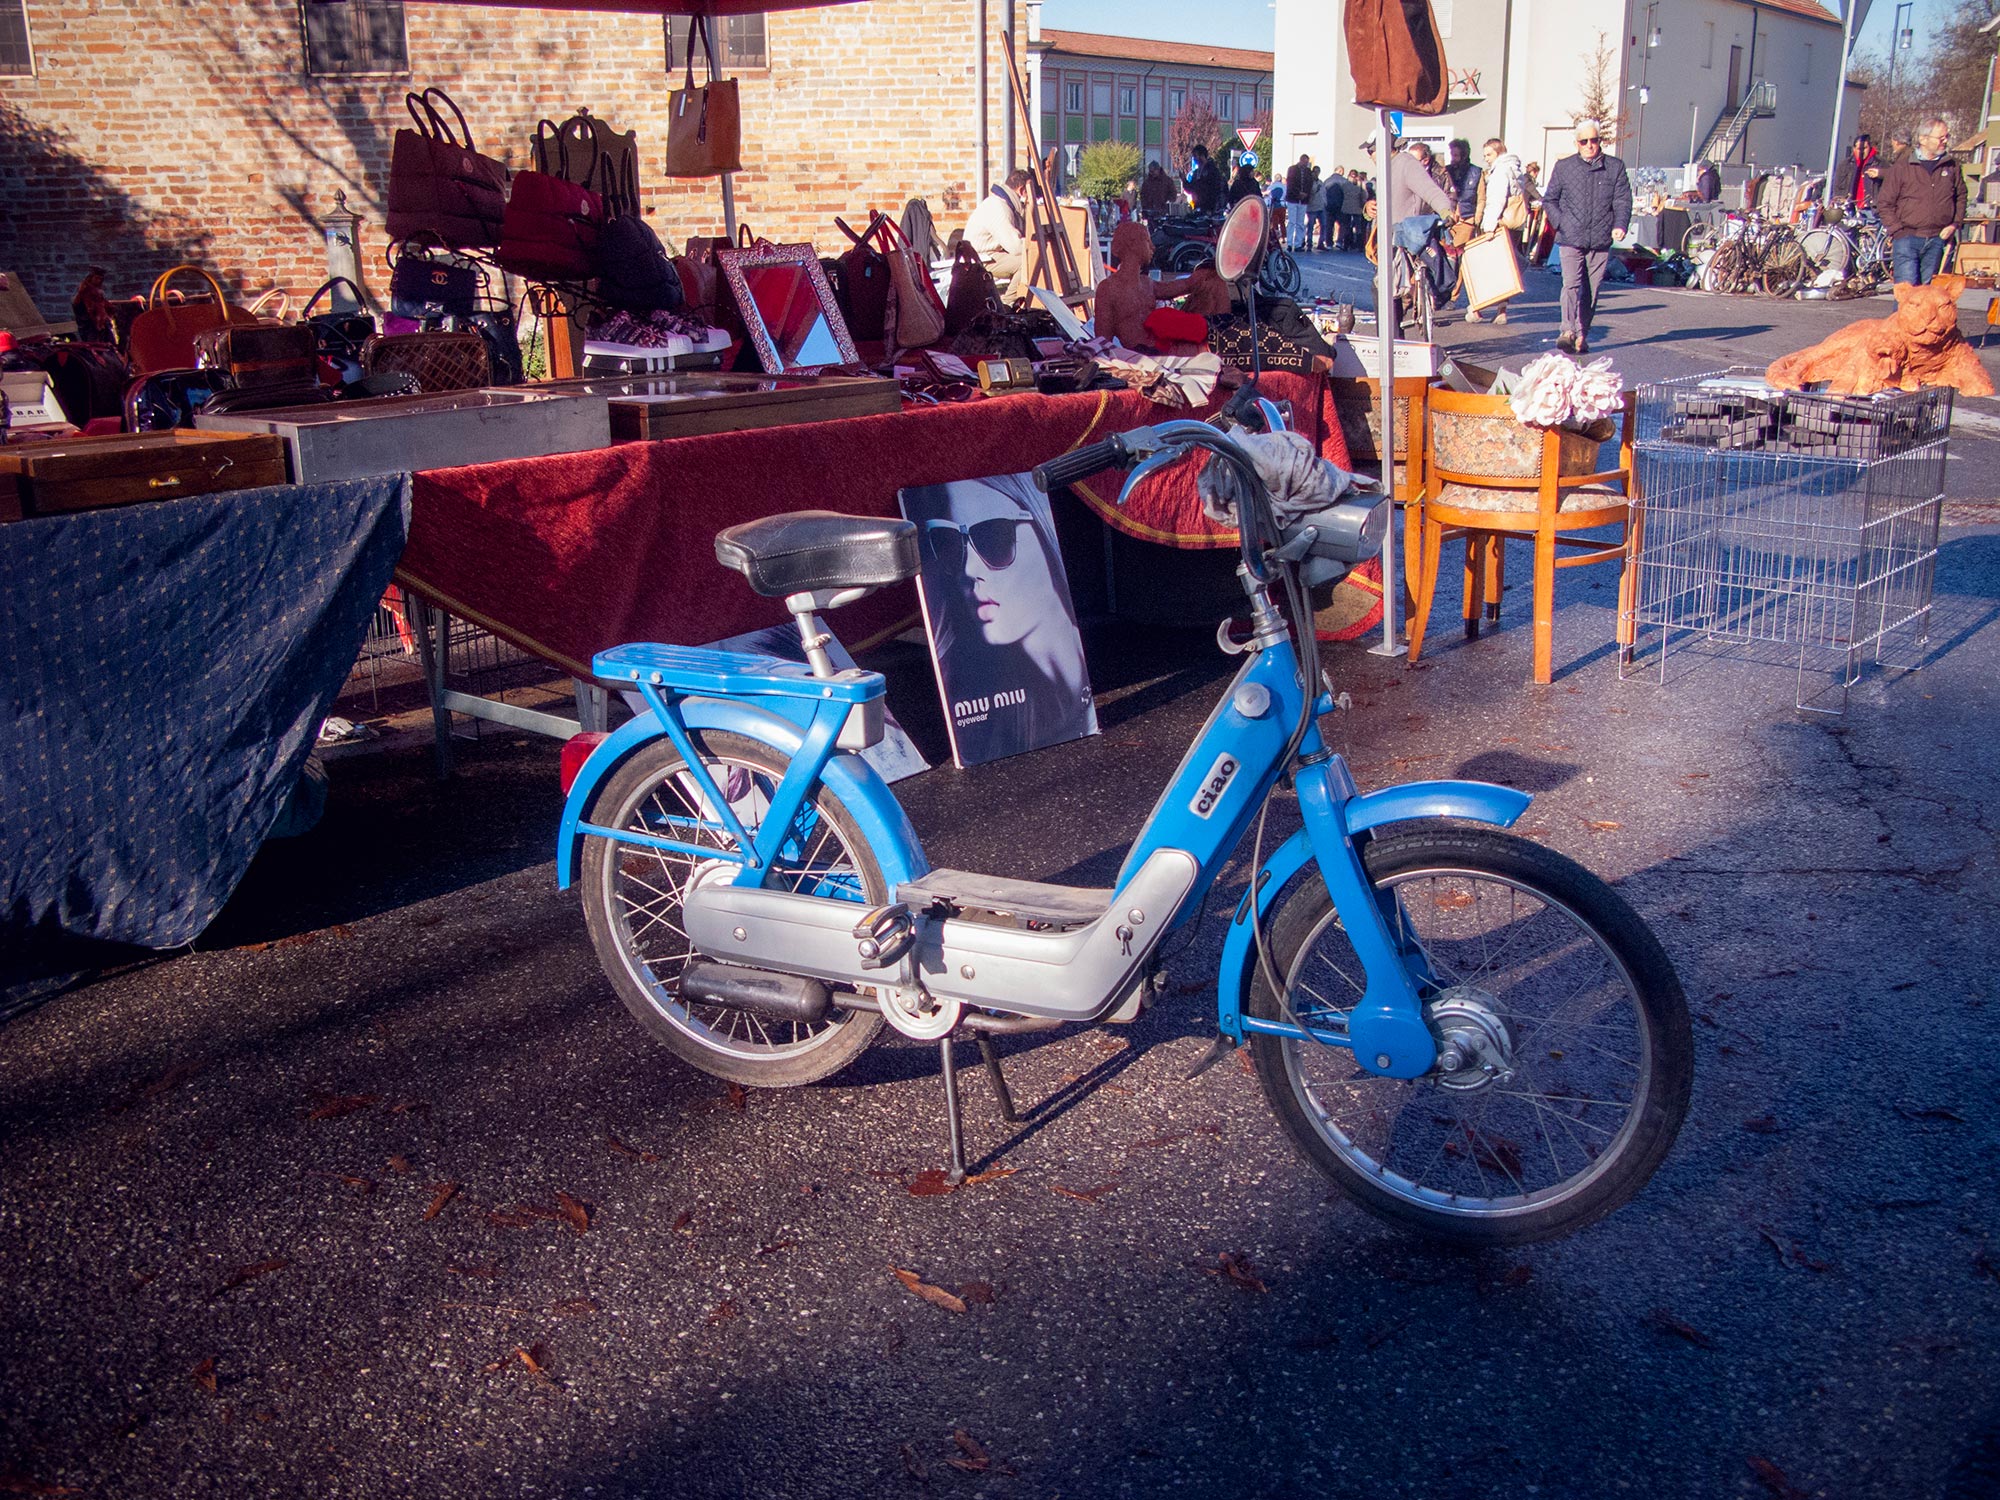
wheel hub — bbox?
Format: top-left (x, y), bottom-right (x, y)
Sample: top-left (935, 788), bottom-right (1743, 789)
top-left (1425, 987), bottom-right (1516, 1092)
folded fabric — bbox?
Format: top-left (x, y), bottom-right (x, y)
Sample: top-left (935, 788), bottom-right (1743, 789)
top-left (1144, 308), bottom-right (1210, 347)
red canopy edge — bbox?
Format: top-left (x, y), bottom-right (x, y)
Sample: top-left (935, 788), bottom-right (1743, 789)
top-left (411, 0), bottom-right (866, 14)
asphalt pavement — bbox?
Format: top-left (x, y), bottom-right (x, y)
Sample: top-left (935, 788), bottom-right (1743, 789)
top-left (3, 282), bottom-right (1998, 1500)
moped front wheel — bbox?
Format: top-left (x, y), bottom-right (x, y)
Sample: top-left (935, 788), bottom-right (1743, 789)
top-left (580, 731), bottom-right (887, 1087)
top-left (1248, 827), bottom-right (1691, 1245)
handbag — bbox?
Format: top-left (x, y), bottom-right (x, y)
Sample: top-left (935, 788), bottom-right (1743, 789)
top-left (496, 119), bottom-right (605, 282)
top-left (551, 107), bottom-right (637, 194)
top-left (595, 154), bottom-right (684, 313)
top-left (456, 298), bottom-right (526, 386)
top-left (878, 215), bottom-right (946, 350)
top-left (943, 240), bottom-right (998, 336)
top-left (662, 16), bottom-right (741, 177)
top-left (675, 226), bottom-right (744, 318)
top-left (389, 238), bottom-right (481, 321)
top-left (123, 367), bottom-right (227, 431)
top-left (361, 330), bottom-right (491, 392)
top-left (1343, 0), bottom-right (1450, 116)
top-left (1499, 192), bottom-right (1531, 233)
top-left (127, 266), bottom-right (259, 375)
top-left (385, 88), bottom-right (509, 249)
top-left (191, 321), bottom-right (318, 389)
top-left (301, 277), bottom-right (377, 384)
top-left (836, 214), bottom-right (892, 341)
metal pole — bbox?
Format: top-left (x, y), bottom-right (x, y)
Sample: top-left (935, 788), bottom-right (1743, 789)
top-left (709, 17), bottom-right (738, 239)
top-left (1690, 102), bottom-right (1699, 165)
top-left (1369, 108), bottom-right (1407, 659)
top-left (1824, 0), bottom-right (1860, 179)
top-left (976, 0), bottom-right (991, 197)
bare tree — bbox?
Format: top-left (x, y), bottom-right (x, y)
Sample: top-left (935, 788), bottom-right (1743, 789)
top-left (1575, 31), bottom-right (1620, 138)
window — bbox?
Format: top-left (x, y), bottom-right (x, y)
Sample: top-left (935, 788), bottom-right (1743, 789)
top-left (664, 12), bottom-right (767, 71)
top-left (1703, 20), bottom-right (1715, 69)
top-left (1119, 85), bottom-right (1135, 115)
top-left (1091, 79), bottom-right (1111, 116)
top-left (1063, 79), bottom-right (1081, 113)
top-left (0, 0), bottom-right (32, 76)
top-left (302, 0), bottom-right (407, 77)
top-left (1801, 44), bottom-right (1812, 85)
top-left (1216, 91), bottom-right (1233, 121)
top-left (1169, 86), bottom-right (1186, 115)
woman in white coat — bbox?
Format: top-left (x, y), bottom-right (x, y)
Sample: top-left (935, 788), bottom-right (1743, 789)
top-left (1465, 138), bottom-right (1529, 325)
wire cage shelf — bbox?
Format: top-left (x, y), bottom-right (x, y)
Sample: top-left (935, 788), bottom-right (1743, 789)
top-left (1621, 370), bottom-right (1950, 713)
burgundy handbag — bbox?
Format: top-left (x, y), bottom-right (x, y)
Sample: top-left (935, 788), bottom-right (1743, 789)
top-left (943, 240), bottom-right (998, 336)
top-left (835, 214), bottom-right (892, 342)
top-left (495, 120), bottom-right (605, 282)
top-left (385, 89), bottom-right (509, 249)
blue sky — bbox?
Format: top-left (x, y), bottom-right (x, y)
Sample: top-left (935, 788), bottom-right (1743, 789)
top-left (1041, 0), bottom-right (1963, 63)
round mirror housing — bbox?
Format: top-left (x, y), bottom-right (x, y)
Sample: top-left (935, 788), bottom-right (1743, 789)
top-left (1215, 194), bottom-right (1267, 283)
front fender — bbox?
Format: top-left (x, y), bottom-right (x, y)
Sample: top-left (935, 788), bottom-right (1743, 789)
top-left (1212, 779), bottom-right (1531, 1040)
top-left (554, 697), bottom-right (928, 892)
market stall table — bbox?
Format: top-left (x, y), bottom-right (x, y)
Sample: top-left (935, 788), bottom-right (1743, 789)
top-left (392, 372), bottom-right (1352, 761)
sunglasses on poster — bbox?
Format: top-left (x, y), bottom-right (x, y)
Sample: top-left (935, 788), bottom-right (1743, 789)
top-left (924, 516), bottom-right (1033, 571)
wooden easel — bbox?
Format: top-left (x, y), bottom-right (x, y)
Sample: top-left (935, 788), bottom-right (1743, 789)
top-left (1000, 32), bottom-right (1084, 299)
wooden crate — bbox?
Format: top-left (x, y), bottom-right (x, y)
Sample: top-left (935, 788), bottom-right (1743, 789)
top-left (603, 372), bottom-right (900, 443)
top-left (0, 430), bottom-right (288, 517)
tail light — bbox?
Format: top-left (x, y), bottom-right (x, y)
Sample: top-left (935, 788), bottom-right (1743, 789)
top-left (560, 732), bottom-right (608, 795)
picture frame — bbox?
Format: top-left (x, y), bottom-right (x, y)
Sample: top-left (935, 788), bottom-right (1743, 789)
top-left (715, 243), bottom-right (859, 374)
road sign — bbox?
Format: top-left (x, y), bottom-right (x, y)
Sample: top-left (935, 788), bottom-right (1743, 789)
top-left (1389, 111), bottom-right (1405, 137)
top-left (1238, 127), bottom-right (1261, 150)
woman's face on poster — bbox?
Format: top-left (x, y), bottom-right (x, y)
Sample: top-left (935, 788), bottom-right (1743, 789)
top-left (937, 485), bottom-right (1055, 648)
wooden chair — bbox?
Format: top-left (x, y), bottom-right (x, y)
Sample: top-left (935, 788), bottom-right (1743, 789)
top-left (1327, 376), bottom-right (1430, 614)
top-left (1410, 388), bottom-right (1641, 685)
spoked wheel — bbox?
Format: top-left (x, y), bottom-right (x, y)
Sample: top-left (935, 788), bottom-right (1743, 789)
top-left (1163, 241), bottom-right (1209, 274)
top-left (1760, 235), bottom-right (1808, 297)
top-left (1681, 224), bottom-right (1721, 260)
top-left (1261, 246), bottom-right (1304, 299)
top-left (1248, 827), bottom-right (1692, 1245)
top-left (1706, 240), bottom-right (1749, 294)
top-left (580, 731), bottom-right (887, 1086)
top-left (1798, 226), bottom-right (1849, 288)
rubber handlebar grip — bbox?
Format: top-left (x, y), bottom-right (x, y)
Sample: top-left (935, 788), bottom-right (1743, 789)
top-left (1032, 437), bottom-right (1128, 492)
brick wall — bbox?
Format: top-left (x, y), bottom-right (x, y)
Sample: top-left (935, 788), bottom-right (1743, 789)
top-left (0, 0), bottom-right (1026, 314)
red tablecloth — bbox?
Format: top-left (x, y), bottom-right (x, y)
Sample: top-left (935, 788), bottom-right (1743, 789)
top-left (396, 372), bottom-right (1349, 677)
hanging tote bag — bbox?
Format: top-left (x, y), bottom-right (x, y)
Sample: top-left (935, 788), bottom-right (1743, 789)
top-left (496, 120), bottom-right (606, 282)
top-left (878, 215), bottom-right (946, 350)
top-left (1342, 0), bottom-right (1449, 116)
top-left (663, 16), bottom-right (742, 177)
top-left (835, 214), bottom-right (893, 341)
top-left (385, 88), bottom-right (509, 249)
top-left (943, 240), bottom-right (998, 335)
top-left (595, 155), bottom-right (685, 313)
top-left (127, 266), bottom-right (259, 375)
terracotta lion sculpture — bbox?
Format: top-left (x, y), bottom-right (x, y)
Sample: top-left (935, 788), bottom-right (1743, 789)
top-left (1766, 273), bottom-right (1995, 398)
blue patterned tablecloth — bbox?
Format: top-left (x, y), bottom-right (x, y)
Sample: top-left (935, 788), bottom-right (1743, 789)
top-left (1, 476), bottom-right (409, 963)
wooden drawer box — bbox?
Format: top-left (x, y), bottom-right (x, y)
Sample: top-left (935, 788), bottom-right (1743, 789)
top-left (0, 431), bottom-right (288, 517)
top-left (596, 372), bottom-right (901, 442)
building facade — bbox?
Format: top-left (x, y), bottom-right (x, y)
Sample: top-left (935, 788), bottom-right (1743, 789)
top-left (1275, 0), bottom-right (1860, 181)
top-left (1027, 13), bottom-right (1272, 177)
top-left (0, 0), bottom-right (1022, 316)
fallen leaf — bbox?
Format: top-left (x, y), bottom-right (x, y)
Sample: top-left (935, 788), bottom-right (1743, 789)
top-left (905, 1168), bottom-right (958, 1197)
top-left (1894, 1104), bottom-right (1968, 1123)
top-left (671, 1209), bottom-right (694, 1233)
top-left (724, 1082), bottom-right (748, 1112)
top-left (387, 1100), bottom-right (430, 1116)
top-left (422, 1183), bottom-right (460, 1222)
top-left (1756, 1226), bottom-right (1833, 1273)
top-left (948, 1430), bottom-right (991, 1472)
top-left (960, 1280), bottom-right (997, 1305)
top-left (1050, 1182), bottom-right (1120, 1204)
top-left (608, 1136), bottom-right (662, 1164)
top-left (305, 1092), bottom-right (381, 1121)
top-left (755, 1240), bottom-right (796, 1257)
top-left (215, 1258), bottom-right (290, 1294)
top-left (387, 1155), bottom-right (412, 1175)
top-left (1644, 1308), bottom-right (1716, 1349)
top-left (1741, 1115), bottom-right (1783, 1135)
top-left (108, 1058), bottom-right (204, 1113)
top-left (516, 1344), bottom-right (553, 1380)
top-left (899, 1444), bottom-right (928, 1481)
top-left (189, 1357), bottom-right (218, 1394)
top-left (965, 1167), bottom-right (1017, 1185)
top-left (705, 1298), bottom-right (742, 1326)
top-left (0, 1472), bottom-right (84, 1495)
top-left (1208, 1251), bottom-right (1269, 1293)
top-left (309, 1170), bottom-right (377, 1195)
top-left (1747, 1455), bottom-right (1809, 1500)
top-left (1586, 820), bottom-right (1623, 832)
top-left (1431, 889), bottom-right (1476, 910)
top-left (550, 1297), bottom-right (600, 1318)
top-left (555, 1192), bottom-right (592, 1236)
top-left (1235, 1048), bottom-right (1255, 1075)
top-left (890, 1265), bottom-right (967, 1314)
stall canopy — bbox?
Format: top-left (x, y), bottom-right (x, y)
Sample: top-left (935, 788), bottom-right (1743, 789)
top-left (416, 0), bottom-right (865, 13)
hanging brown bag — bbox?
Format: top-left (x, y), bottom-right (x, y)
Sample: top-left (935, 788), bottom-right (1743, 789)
top-left (663, 16), bottom-right (742, 177)
top-left (1342, 0), bottom-right (1449, 116)
top-left (385, 88), bottom-right (509, 249)
top-left (943, 240), bottom-right (998, 336)
top-left (127, 266), bottom-right (260, 375)
top-left (877, 216), bottom-right (946, 350)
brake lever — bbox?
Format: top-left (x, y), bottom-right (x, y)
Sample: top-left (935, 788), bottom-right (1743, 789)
top-left (1115, 448), bottom-right (1182, 507)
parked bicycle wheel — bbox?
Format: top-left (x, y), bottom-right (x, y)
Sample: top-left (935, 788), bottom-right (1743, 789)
top-left (1248, 826), bottom-right (1693, 1245)
top-left (1260, 246), bottom-right (1303, 299)
top-left (1798, 225), bottom-right (1851, 285)
top-left (1681, 223), bottom-right (1722, 261)
top-left (580, 730), bottom-right (888, 1086)
top-left (1760, 234), bottom-right (1809, 297)
top-left (1707, 239), bottom-right (1750, 294)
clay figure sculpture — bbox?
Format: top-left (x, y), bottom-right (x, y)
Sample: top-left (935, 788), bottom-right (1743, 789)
top-left (1765, 273), bottom-right (1995, 397)
top-left (1097, 222), bottom-right (1170, 350)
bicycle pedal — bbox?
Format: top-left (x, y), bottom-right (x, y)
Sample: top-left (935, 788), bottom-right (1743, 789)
top-left (852, 902), bottom-right (917, 970)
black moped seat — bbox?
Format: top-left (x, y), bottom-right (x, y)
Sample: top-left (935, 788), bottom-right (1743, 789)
top-left (714, 509), bottom-right (920, 598)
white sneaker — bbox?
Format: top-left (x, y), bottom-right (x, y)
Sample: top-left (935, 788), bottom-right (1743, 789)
top-left (1494, 310), bottom-right (1508, 325)
top-left (1465, 309), bottom-right (1483, 323)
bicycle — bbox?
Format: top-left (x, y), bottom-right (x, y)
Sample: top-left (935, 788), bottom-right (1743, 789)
top-left (555, 381), bottom-right (1693, 1245)
top-left (1703, 212), bottom-right (1811, 297)
top-left (1798, 206), bottom-right (1892, 297)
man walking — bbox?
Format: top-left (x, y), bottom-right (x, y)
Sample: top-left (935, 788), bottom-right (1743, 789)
top-left (1539, 121), bottom-right (1631, 355)
top-left (1285, 154), bottom-right (1314, 249)
top-left (1878, 119), bottom-right (1965, 286)
top-left (1185, 144), bottom-right (1224, 214)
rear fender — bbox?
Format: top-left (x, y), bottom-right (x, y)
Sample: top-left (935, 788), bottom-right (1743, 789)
top-left (555, 697), bottom-right (928, 892)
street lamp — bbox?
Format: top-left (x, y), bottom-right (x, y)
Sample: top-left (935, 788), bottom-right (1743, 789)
top-left (1890, 1), bottom-right (1914, 88)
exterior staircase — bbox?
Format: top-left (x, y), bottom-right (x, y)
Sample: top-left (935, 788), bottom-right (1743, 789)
top-left (1697, 80), bottom-right (1778, 164)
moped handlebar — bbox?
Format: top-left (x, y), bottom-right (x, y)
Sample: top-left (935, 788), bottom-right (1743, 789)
top-left (1031, 435), bottom-right (1135, 492)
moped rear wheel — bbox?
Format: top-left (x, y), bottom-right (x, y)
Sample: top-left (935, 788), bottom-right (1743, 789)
top-left (580, 731), bottom-right (887, 1087)
top-left (1248, 827), bottom-right (1691, 1245)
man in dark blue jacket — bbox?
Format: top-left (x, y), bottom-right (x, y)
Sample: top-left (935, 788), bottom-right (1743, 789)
top-left (1540, 122), bottom-right (1633, 354)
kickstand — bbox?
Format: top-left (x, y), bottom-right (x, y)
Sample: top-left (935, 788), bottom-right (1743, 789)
top-left (977, 1035), bottom-right (1019, 1123)
top-left (940, 1036), bottom-right (968, 1185)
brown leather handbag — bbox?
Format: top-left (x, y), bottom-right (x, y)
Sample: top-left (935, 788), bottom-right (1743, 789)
top-left (385, 88), bottom-right (509, 249)
top-left (663, 16), bottom-right (741, 177)
top-left (878, 216), bottom-right (945, 350)
top-left (361, 330), bottom-right (491, 393)
top-left (943, 241), bottom-right (998, 336)
top-left (192, 321), bottom-right (318, 390)
top-left (1343, 0), bottom-right (1449, 116)
top-left (127, 266), bottom-right (259, 376)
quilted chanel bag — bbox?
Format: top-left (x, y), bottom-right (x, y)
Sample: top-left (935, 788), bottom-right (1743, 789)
top-left (361, 330), bottom-right (491, 393)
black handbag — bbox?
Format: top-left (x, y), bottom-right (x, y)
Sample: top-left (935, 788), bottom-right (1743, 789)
top-left (124, 367), bottom-right (227, 431)
top-left (389, 238), bottom-right (481, 321)
top-left (301, 277), bottom-right (376, 364)
top-left (454, 299), bottom-right (525, 386)
top-left (594, 155), bottom-right (683, 313)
